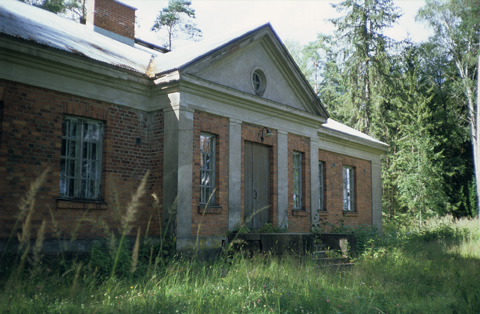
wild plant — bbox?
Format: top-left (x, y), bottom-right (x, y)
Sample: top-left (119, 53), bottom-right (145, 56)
top-left (110, 170), bottom-right (149, 278)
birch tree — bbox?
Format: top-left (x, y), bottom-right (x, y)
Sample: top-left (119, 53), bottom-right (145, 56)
top-left (151, 0), bottom-right (202, 50)
top-left (417, 0), bottom-right (480, 218)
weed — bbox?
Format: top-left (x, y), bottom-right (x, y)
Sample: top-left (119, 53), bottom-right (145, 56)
top-left (1, 174), bottom-right (480, 313)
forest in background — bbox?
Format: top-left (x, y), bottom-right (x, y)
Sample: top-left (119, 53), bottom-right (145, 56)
top-left (286, 0), bottom-right (480, 225)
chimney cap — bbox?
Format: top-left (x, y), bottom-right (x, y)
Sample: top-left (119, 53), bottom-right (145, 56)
top-left (114, 0), bottom-right (137, 10)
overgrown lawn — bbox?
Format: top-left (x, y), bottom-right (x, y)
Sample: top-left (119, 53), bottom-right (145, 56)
top-left (1, 216), bottom-right (479, 313)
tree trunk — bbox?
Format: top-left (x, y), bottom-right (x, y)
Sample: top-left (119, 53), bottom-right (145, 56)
top-left (477, 45), bottom-right (480, 219)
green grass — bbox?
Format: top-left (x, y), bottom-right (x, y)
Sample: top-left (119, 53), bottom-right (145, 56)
top-left (1, 216), bottom-right (480, 313)
top-left (2, 173), bottom-right (480, 313)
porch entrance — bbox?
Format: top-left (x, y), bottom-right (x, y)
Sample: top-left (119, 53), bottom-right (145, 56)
top-left (244, 141), bottom-right (271, 230)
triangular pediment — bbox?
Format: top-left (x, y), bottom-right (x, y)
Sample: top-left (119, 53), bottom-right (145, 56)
top-left (174, 24), bottom-right (328, 118)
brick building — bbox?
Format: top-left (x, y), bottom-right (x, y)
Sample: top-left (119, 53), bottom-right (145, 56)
top-left (0, 0), bottom-right (388, 252)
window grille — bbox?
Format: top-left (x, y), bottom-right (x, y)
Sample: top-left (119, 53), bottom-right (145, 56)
top-left (60, 117), bottom-right (103, 200)
top-left (293, 152), bottom-right (302, 209)
top-left (343, 166), bottom-right (355, 211)
top-left (200, 133), bottom-right (216, 205)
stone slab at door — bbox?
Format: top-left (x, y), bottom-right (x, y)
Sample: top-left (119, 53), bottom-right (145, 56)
top-left (244, 141), bottom-right (270, 230)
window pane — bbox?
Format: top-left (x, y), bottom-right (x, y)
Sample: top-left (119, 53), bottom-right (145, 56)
top-left (80, 179), bottom-right (87, 198)
top-left (82, 160), bottom-right (88, 179)
top-left (68, 159), bottom-right (76, 177)
top-left (60, 159), bottom-right (66, 177)
top-left (83, 142), bottom-right (88, 159)
top-left (91, 162), bottom-right (97, 180)
top-left (89, 180), bottom-right (95, 198)
top-left (70, 120), bottom-right (77, 139)
top-left (205, 153), bottom-right (211, 168)
top-left (59, 178), bottom-right (66, 196)
top-left (91, 143), bottom-right (97, 160)
top-left (61, 139), bottom-right (66, 156)
top-left (83, 122), bottom-right (88, 140)
top-left (69, 140), bottom-right (76, 157)
top-left (68, 178), bottom-right (75, 197)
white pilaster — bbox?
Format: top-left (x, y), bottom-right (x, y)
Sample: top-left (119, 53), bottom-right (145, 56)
top-left (228, 119), bottom-right (242, 230)
top-left (277, 131), bottom-right (289, 228)
top-left (371, 159), bottom-right (383, 234)
top-left (162, 94), bottom-right (194, 244)
top-left (310, 138), bottom-right (319, 225)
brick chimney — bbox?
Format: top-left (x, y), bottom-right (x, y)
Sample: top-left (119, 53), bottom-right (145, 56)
top-left (86, 0), bottom-right (136, 45)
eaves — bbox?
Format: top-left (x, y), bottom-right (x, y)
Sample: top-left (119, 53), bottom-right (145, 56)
top-left (0, 35), bottom-right (155, 111)
top-left (318, 127), bottom-right (389, 156)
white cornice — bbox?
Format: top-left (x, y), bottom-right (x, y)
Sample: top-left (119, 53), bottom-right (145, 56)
top-left (318, 127), bottom-right (389, 160)
top-left (0, 36), bottom-right (155, 110)
top-left (175, 73), bottom-right (326, 129)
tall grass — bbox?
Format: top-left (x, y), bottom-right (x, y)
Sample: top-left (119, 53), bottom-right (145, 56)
top-left (1, 172), bottom-right (480, 313)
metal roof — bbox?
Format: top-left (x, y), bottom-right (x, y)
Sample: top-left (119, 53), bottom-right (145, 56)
top-left (320, 119), bottom-right (389, 149)
top-left (0, 0), bottom-right (157, 74)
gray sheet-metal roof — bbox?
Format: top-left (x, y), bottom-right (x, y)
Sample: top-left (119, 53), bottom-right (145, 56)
top-left (320, 118), bottom-right (389, 149)
top-left (153, 23), bottom-right (270, 75)
top-left (0, 0), bottom-right (157, 74)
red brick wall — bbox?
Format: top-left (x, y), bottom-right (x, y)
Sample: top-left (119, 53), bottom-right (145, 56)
top-left (240, 123), bottom-right (278, 228)
top-left (93, 0), bottom-right (135, 40)
top-left (287, 133), bottom-right (310, 232)
top-left (318, 149), bottom-right (372, 228)
top-left (191, 111), bottom-right (229, 237)
top-left (0, 80), bottom-right (162, 240)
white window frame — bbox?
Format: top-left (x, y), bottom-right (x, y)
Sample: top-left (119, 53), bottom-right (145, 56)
top-left (343, 166), bottom-right (355, 211)
top-left (319, 161), bottom-right (325, 211)
top-left (293, 151), bottom-right (302, 209)
top-left (199, 133), bottom-right (216, 205)
top-left (60, 116), bottom-right (103, 200)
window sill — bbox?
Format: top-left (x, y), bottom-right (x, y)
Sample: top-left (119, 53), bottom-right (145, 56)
top-left (317, 210), bottom-right (329, 217)
top-left (343, 211), bottom-right (358, 217)
top-left (198, 206), bottom-right (222, 214)
top-left (57, 198), bottom-right (108, 210)
top-left (292, 209), bottom-right (309, 217)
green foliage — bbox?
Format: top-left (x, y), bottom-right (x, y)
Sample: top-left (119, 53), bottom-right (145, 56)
top-left (257, 223), bottom-right (287, 233)
top-left (21, 0), bottom-right (66, 13)
top-left (417, 0), bottom-right (480, 218)
top-left (151, 0), bottom-right (202, 50)
top-left (2, 216), bottom-right (480, 313)
top-left (328, 0), bottom-right (401, 136)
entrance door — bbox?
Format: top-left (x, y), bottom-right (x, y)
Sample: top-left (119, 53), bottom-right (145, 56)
top-left (244, 141), bottom-right (270, 230)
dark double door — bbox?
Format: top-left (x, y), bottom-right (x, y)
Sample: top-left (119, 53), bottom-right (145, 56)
top-left (244, 142), bottom-right (270, 230)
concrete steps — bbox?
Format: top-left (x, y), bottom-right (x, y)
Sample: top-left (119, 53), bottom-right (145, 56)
top-left (313, 244), bottom-right (354, 269)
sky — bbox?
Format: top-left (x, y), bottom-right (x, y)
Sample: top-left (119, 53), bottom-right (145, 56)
top-left (122, 0), bottom-right (433, 49)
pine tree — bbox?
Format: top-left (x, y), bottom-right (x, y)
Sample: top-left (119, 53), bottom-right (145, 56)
top-left (151, 0), bottom-right (202, 50)
top-left (328, 0), bottom-right (401, 137)
top-left (390, 47), bottom-right (448, 224)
